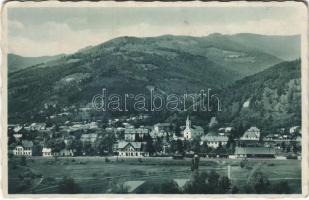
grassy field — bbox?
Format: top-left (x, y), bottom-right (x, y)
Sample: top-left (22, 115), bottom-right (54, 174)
top-left (8, 157), bottom-right (301, 194)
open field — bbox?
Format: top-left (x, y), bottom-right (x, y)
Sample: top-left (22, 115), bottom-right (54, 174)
top-left (8, 157), bottom-right (301, 194)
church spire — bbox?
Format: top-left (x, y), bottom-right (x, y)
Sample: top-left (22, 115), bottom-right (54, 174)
top-left (186, 115), bottom-right (191, 129)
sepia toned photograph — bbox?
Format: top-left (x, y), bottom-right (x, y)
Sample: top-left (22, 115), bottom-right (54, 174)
top-left (1, 1), bottom-right (308, 196)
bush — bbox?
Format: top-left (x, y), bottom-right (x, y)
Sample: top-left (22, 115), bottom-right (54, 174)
top-left (111, 182), bottom-right (129, 194)
top-left (130, 169), bottom-right (146, 176)
top-left (232, 186), bottom-right (239, 194)
top-left (11, 161), bottom-right (18, 169)
top-left (105, 157), bottom-right (110, 163)
top-left (286, 154), bottom-right (297, 159)
top-left (160, 180), bottom-right (181, 194)
top-left (247, 170), bottom-right (270, 194)
top-left (58, 177), bottom-right (81, 194)
top-left (138, 158), bottom-right (143, 163)
top-left (271, 180), bottom-right (291, 194)
top-left (240, 160), bottom-right (247, 168)
top-left (244, 185), bottom-right (254, 193)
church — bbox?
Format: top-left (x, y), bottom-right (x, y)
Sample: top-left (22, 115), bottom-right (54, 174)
top-left (182, 115), bottom-right (204, 140)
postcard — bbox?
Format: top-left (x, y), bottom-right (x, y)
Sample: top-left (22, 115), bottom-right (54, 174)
top-left (1, 1), bottom-right (308, 198)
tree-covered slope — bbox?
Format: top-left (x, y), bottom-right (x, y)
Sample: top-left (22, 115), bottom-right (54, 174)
top-left (217, 59), bottom-right (301, 132)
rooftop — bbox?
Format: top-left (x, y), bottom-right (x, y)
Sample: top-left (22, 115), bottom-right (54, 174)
top-left (234, 147), bottom-right (275, 155)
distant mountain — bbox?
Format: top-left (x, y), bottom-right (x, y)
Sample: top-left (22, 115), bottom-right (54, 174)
top-left (228, 33), bottom-right (301, 61)
top-left (8, 53), bottom-right (65, 73)
top-left (8, 34), bottom-right (300, 122)
top-left (217, 59), bottom-right (301, 132)
top-left (86, 34), bottom-right (287, 77)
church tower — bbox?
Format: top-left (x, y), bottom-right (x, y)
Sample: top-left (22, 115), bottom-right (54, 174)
top-left (186, 115), bottom-right (191, 129)
top-left (184, 115), bottom-right (192, 140)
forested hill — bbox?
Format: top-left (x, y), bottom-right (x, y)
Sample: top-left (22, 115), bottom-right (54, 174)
top-left (8, 34), bottom-right (300, 123)
top-left (217, 59), bottom-right (301, 132)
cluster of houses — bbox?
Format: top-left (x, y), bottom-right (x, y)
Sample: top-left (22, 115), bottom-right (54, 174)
top-left (8, 114), bottom-right (301, 159)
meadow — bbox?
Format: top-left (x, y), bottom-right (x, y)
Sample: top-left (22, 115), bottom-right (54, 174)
top-left (8, 157), bottom-right (301, 194)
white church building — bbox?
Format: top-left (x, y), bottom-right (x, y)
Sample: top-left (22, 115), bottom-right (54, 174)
top-left (182, 116), bottom-right (204, 140)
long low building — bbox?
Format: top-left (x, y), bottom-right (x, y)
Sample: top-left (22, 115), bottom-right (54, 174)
top-left (234, 147), bottom-right (275, 158)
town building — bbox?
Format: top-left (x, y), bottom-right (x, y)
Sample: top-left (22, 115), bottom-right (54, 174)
top-left (150, 123), bottom-right (173, 139)
top-left (124, 127), bottom-right (149, 141)
top-left (81, 133), bottom-right (98, 143)
top-left (234, 147), bottom-right (275, 158)
top-left (29, 123), bottom-right (47, 131)
top-left (218, 127), bottom-right (233, 136)
top-left (289, 126), bottom-right (301, 134)
top-left (13, 140), bottom-right (33, 156)
top-left (53, 149), bottom-right (75, 157)
top-left (240, 127), bottom-right (260, 141)
top-left (13, 133), bottom-right (23, 141)
top-left (116, 141), bottom-right (149, 157)
top-left (153, 123), bottom-right (171, 133)
top-left (209, 117), bottom-right (218, 128)
top-left (42, 147), bottom-right (53, 157)
top-left (13, 125), bottom-right (23, 133)
top-left (59, 149), bottom-right (74, 156)
top-left (182, 116), bottom-right (204, 140)
top-left (201, 132), bottom-right (229, 148)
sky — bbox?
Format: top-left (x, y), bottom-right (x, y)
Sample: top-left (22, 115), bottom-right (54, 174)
top-left (7, 6), bottom-right (306, 57)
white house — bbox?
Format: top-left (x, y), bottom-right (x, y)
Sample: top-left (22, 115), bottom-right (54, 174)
top-left (240, 127), bottom-right (260, 141)
top-left (116, 141), bottom-right (148, 157)
top-left (201, 132), bottom-right (228, 148)
top-left (289, 126), bottom-right (301, 134)
top-left (42, 147), bottom-right (52, 157)
top-left (13, 140), bottom-right (33, 156)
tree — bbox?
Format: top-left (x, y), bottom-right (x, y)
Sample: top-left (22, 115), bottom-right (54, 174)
top-left (58, 177), bottom-right (81, 194)
top-left (173, 139), bottom-right (184, 154)
top-left (271, 180), bottom-right (291, 194)
top-left (160, 180), bottom-right (181, 194)
top-left (144, 134), bottom-right (155, 155)
top-left (69, 140), bottom-right (82, 156)
top-left (153, 137), bottom-right (163, 153)
top-left (217, 176), bottom-right (231, 193)
top-left (47, 139), bottom-right (65, 153)
top-left (191, 155), bottom-right (200, 171)
top-left (98, 133), bottom-right (116, 155)
top-left (207, 170), bottom-right (220, 193)
top-left (248, 170), bottom-right (270, 194)
top-left (20, 156), bottom-right (27, 166)
top-left (32, 143), bottom-right (43, 156)
top-left (184, 171), bottom-right (208, 194)
top-left (191, 137), bottom-right (201, 153)
top-left (231, 185), bottom-right (239, 194)
top-left (183, 170), bottom-right (231, 194)
top-left (111, 182), bottom-right (129, 194)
